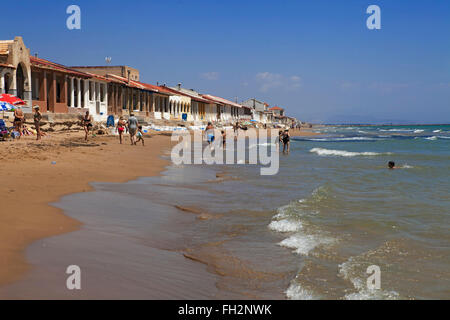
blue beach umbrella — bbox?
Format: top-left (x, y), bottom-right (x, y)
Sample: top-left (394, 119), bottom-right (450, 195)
top-left (0, 101), bottom-right (14, 111)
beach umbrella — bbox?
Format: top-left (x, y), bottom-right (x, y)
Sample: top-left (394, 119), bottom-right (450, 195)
top-left (0, 101), bottom-right (14, 111)
top-left (0, 93), bottom-right (26, 106)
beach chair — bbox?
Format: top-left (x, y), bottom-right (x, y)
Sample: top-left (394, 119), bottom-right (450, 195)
top-left (0, 119), bottom-right (11, 140)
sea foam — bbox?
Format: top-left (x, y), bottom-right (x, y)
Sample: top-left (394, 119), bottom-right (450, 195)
top-left (268, 219), bottom-right (302, 233)
top-left (285, 282), bottom-right (317, 300)
top-left (310, 148), bottom-right (388, 157)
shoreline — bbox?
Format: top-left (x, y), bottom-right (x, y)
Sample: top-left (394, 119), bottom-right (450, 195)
top-left (0, 127), bottom-right (319, 293)
top-left (0, 130), bottom-right (171, 287)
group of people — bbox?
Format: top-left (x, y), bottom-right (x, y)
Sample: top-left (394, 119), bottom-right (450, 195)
top-left (10, 106), bottom-right (43, 141)
top-left (82, 111), bottom-right (145, 146)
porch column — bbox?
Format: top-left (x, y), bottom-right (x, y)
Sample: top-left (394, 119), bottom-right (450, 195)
top-left (84, 80), bottom-right (89, 108)
top-left (70, 77), bottom-right (75, 107)
top-left (0, 73), bottom-right (4, 94)
top-left (77, 79), bottom-right (82, 108)
top-left (104, 83), bottom-right (108, 108)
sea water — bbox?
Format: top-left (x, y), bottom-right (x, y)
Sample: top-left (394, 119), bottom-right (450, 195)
top-left (2, 125), bottom-right (449, 299)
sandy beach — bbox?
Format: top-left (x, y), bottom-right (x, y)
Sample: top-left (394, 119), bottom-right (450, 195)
top-left (0, 130), bottom-right (171, 287)
top-left (0, 127), bottom-right (318, 290)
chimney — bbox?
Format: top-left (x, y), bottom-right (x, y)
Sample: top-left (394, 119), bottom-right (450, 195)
top-left (34, 53), bottom-right (38, 58)
top-left (127, 70), bottom-right (131, 83)
top-left (157, 81), bottom-right (159, 86)
top-left (177, 83), bottom-right (182, 90)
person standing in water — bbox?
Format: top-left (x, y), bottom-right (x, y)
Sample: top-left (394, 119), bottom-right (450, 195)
top-left (33, 106), bottom-right (42, 141)
top-left (116, 116), bottom-right (126, 144)
top-left (282, 129), bottom-right (290, 153)
top-left (82, 111), bottom-right (93, 141)
top-left (127, 113), bottom-right (139, 145)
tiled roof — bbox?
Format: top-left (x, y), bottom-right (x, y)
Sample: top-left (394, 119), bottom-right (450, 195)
top-left (30, 56), bottom-right (91, 77)
top-left (202, 94), bottom-right (245, 108)
top-left (0, 41), bottom-right (13, 55)
top-left (104, 74), bottom-right (164, 93)
top-left (0, 63), bottom-right (15, 69)
top-left (163, 87), bottom-right (214, 103)
top-left (269, 106), bottom-right (284, 111)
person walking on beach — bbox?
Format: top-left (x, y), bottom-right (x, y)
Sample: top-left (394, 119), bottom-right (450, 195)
top-left (136, 125), bottom-right (145, 146)
top-left (205, 122), bottom-right (215, 145)
top-left (82, 111), bottom-right (93, 141)
top-left (116, 116), bottom-right (126, 144)
top-left (221, 130), bottom-right (226, 147)
top-left (282, 129), bottom-right (290, 153)
top-left (127, 113), bottom-right (139, 145)
top-left (13, 107), bottom-right (24, 139)
top-left (33, 106), bottom-right (42, 141)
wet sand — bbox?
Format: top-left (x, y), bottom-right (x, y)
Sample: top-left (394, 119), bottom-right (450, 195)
top-left (0, 127), bottom-right (319, 298)
top-left (0, 130), bottom-right (171, 287)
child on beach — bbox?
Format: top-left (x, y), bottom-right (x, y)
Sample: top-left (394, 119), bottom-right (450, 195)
top-left (205, 122), bottom-right (215, 144)
top-left (136, 126), bottom-right (145, 146)
top-left (116, 116), bottom-right (126, 144)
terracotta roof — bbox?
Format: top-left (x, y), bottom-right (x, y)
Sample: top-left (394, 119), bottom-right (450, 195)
top-left (269, 106), bottom-right (284, 111)
top-left (201, 94), bottom-right (246, 108)
top-left (0, 63), bottom-right (15, 69)
top-left (0, 41), bottom-right (12, 55)
top-left (30, 56), bottom-right (91, 77)
top-left (162, 87), bottom-right (214, 103)
top-left (103, 73), bottom-right (176, 95)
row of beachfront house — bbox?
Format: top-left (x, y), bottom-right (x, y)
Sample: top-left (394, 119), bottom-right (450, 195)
top-left (1, 37), bottom-right (298, 126)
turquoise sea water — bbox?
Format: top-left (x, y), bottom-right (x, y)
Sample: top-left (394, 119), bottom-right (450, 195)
top-left (2, 125), bottom-right (448, 299)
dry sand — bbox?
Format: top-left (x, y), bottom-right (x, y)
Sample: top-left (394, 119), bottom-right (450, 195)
top-left (0, 130), bottom-right (171, 287)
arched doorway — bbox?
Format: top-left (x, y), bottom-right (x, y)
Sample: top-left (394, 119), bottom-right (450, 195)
top-left (4, 73), bottom-right (11, 94)
top-left (16, 63), bottom-right (25, 99)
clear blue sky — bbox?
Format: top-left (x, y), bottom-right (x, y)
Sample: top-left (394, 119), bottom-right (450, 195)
top-left (3, 0), bottom-right (449, 123)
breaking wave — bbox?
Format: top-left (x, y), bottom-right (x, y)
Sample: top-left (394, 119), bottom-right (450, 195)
top-left (310, 148), bottom-right (390, 157)
top-left (285, 282), bottom-right (318, 300)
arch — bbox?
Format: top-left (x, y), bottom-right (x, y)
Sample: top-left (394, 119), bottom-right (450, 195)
top-left (16, 62), bottom-right (30, 100)
top-left (3, 72), bottom-right (13, 94)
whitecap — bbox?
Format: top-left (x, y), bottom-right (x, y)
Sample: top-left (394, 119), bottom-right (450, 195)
top-left (310, 148), bottom-right (388, 157)
top-left (425, 136), bottom-right (438, 141)
top-left (285, 283), bottom-right (317, 300)
top-left (413, 129), bottom-right (424, 133)
top-left (268, 219), bottom-right (302, 233)
top-left (278, 234), bottom-right (333, 256)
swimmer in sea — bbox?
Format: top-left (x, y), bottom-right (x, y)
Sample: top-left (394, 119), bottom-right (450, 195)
top-left (388, 161), bottom-right (397, 169)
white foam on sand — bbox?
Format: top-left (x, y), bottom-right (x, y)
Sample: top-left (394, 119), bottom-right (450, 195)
top-left (285, 282), bottom-right (318, 300)
top-left (268, 219), bottom-right (302, 233)
top-left (310, 148), bottom-right (388, 157)
top-left (278, 233), bottom-right (333, 256)
top-left (338, 257), bottom-right (400, 300)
